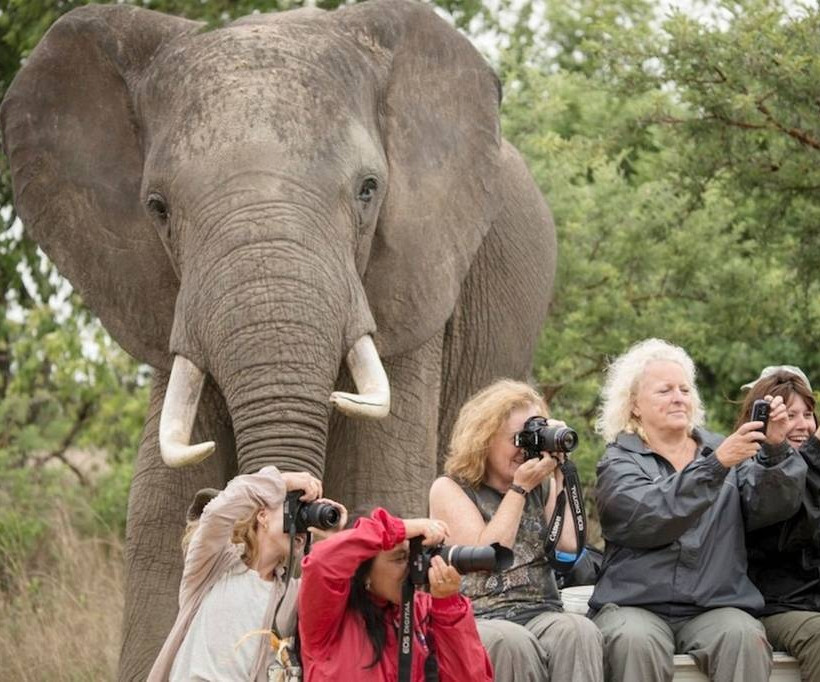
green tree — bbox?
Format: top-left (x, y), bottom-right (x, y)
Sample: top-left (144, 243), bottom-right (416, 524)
top-left (495, 0), bottom-right (820, 482)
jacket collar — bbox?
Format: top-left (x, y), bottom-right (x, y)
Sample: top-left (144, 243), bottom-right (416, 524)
top-left (615, 426), bottom-right (721, 456)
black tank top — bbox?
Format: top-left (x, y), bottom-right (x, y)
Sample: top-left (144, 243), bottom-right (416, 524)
top-left (453, 478), bottom-right (563, 624)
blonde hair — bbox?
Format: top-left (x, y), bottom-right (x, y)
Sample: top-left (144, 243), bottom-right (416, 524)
top-left (181, 506), bottom-right (263, 566)
top-left (596, 338), bottom-right (705, 443)
top-left (445, 379), bottom-right (548, 488)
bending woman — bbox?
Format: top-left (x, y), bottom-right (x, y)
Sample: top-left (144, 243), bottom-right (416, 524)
top-left (591, 339), bottom-right (807, 682)
top-left (149, 466), bottom-right (343, 681)
top-left (298, 508), bottom-right (493, 681)
top-left (429, 379), bottom-right (603, 682)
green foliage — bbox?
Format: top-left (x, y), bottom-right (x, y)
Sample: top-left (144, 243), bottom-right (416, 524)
top-left (497, 0), bottom-right (820, 482)
top-left (0, 297), bottom-right (145, 572)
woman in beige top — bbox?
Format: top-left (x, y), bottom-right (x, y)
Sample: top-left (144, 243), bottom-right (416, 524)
top-left (148, 466), bottom-right (345, 682)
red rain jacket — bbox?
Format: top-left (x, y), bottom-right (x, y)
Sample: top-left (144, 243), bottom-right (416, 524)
top-left (299, 508), bottom-right (493, 682)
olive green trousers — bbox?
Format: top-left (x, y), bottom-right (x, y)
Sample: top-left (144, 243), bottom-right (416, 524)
top-left (593, 603), bottom-right (771, 682)
top-left (476, 610), bottom-right (603, 682)
top-left (761, 610), bottom-right (820, 682)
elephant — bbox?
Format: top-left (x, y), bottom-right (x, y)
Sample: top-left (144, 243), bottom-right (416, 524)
top-left (0, 0), bottom-right (556, 678)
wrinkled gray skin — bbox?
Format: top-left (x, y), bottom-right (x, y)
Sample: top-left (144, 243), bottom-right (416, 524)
top-left (1, 0), bottom-right (555, 678)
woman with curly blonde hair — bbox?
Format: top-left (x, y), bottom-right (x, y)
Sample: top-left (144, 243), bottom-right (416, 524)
top-left (430, 379), bottom-right (603, 682)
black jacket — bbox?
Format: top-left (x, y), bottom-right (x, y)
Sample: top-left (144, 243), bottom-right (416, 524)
top-left (747, 435), bottom-right (820, 615)
top-left (590, 428), bottom-right (807, 618)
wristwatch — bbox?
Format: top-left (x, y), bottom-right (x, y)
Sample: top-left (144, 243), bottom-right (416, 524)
top-left (509, 483), bottom-right (528, 496)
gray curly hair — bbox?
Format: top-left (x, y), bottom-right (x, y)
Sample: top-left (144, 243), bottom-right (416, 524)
top-left (596, 338), bottom-right (705, 443)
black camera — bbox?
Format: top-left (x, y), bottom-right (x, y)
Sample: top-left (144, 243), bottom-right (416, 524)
top-left (514, 416), bottom-right (579, 460)
top-left (283, 490), bottom-right (341, 533)
top-left (750, 399), bottom-right (770, 434)
top-left (408, 537), bottom-right (513, 586)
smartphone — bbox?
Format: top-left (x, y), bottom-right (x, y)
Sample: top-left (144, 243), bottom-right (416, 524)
top-left (750, 399), bottom-right (770, 434)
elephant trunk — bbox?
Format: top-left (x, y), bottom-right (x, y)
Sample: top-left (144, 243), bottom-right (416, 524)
top-left (162, 216), bottom-right (386, 475)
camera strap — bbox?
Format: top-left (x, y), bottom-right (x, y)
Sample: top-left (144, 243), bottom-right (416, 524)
top-left (543, 458), bottom-right (587, 573)
top-left (269, 525), bottom-right (309, 670)
top-left (398, 577), bottom-right (415, 682)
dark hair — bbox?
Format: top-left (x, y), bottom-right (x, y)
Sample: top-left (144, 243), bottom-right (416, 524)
top-left (345, 505), bottom-right (403, 669)
top-left (733, 370), bottom-right (817, 433)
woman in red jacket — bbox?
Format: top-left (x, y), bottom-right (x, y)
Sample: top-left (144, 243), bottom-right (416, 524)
top-left (299, 507), bottom-right (493, 681)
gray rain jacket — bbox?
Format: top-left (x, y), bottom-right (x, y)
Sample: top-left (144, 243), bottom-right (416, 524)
top-left (589, 428), bottom-right (807, 618)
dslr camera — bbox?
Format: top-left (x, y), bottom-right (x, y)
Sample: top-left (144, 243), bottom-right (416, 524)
top-left (283, 490), bottom-right (341, 533)
top-left (514, 416), bottom-right (579, 460)
top-left (408, 537), bottom-right (513, 586)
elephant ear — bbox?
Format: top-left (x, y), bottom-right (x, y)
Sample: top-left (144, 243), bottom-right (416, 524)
top-left (338, 0), bottom-right (502, 358)
top-left (0, 5), bottom-right (203, 370)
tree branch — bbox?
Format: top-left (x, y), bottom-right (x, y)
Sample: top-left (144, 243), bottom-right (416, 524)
top-left (33, 401), bottom-right (95, 487)
top-left (756, 100), bottom-right (820, 151)
top-left (540, 359), bottom-right (606, 403)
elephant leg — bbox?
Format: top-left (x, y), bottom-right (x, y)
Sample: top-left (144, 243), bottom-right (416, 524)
top-left (438, 140), bottom-right (556, 470)
top-left (325, 330), bottom-right (444, 517)
top-left (119, 371), bottom-right (236, 682)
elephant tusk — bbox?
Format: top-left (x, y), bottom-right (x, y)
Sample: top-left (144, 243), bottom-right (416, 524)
top-left (330, 335), bottom-right (391, 419)
top-left (159, 354), bottom-right (216, 467)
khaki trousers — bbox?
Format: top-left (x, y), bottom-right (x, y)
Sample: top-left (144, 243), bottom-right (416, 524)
top-left (761, 610), bottom-right (820, 682)
top-left (593, 604), bottom-right (771, 682)
top-left (477, 611), bottom-right (603, 682)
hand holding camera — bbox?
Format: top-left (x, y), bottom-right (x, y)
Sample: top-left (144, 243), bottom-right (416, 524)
top-left (281, 471), bottom-right (323, 502)
top-left (716, 421), bottom-right (767, 467)
top-left (512, 416), bottom-right (579, 492)
top-left (514, 416), bottom-right (579, 461)
top-left (403, 518), bottom-right (512, 587)
top-left (283, 490), bottom-right (344, 534)
top-left (427, 556), bottom-right (462, 599)
top-left (753, 395), bottom-right (789, 445)
top-left (407, 535), bottom-right (514, 586)
top-left (403, 518), bottom-right (449, 546)
top-left (513, 456), bottom-right (558, 493)
top-left (397, 535), bottom-right (512, 675)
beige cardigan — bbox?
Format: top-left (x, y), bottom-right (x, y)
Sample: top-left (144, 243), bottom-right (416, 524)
top-left (148, 466), bottom-right (297, 682)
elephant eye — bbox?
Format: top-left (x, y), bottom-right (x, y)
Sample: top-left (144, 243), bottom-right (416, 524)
top-left (147, 193), bottom-right (169, 223)
top-left (357, 177), bottom-right (378, 204)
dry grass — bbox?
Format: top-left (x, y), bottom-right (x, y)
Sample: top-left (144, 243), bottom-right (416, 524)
top-left (0, 506), bottom-right (123, 681)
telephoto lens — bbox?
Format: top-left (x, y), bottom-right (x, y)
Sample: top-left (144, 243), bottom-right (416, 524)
top-left (438, 542), bottom-right (514, 573)
top-left (408, 539), bottom-right (515, 585)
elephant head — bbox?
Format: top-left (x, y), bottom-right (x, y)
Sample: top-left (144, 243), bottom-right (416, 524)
top-left (1, 0), bottom-right (503, 479)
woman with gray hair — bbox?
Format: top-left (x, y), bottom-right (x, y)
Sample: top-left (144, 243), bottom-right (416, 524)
top-left (590, 338), bottom-right (807, 682)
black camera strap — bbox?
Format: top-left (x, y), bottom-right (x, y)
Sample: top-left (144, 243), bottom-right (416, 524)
top-left (269, 522), bottom-right (309, 672)
top-left (544, 458), bottom-right (587, 573)
top-left (398, 576), bottom-right (415, 682)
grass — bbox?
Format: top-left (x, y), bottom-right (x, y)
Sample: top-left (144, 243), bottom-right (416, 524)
top-left (0, 505), bottom-right (123, 681)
